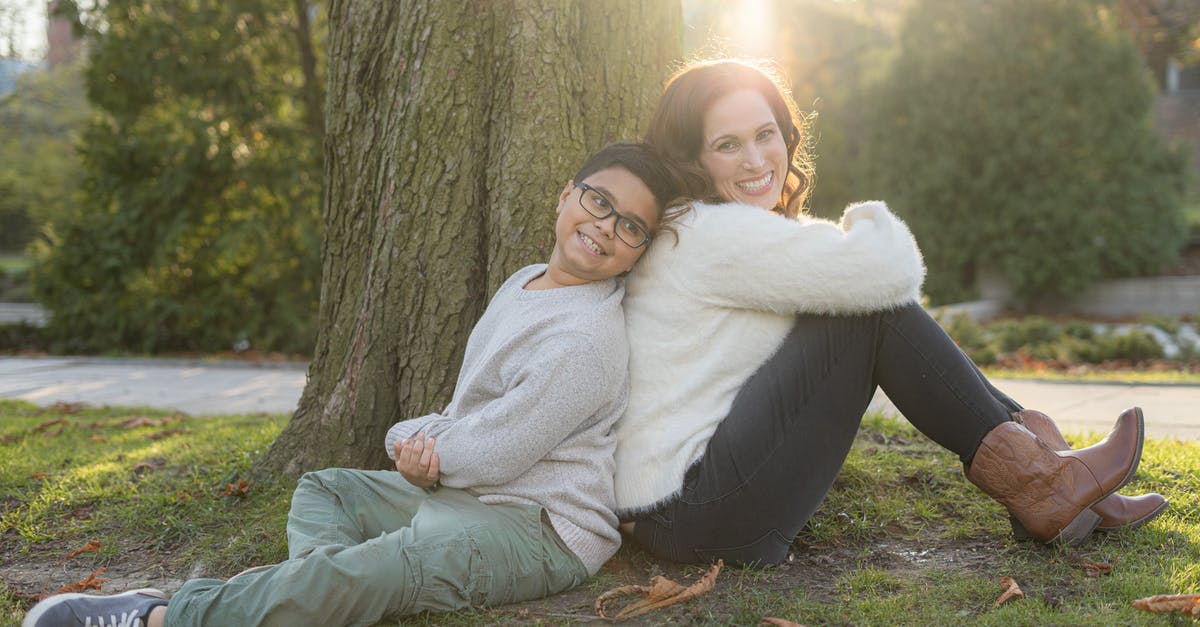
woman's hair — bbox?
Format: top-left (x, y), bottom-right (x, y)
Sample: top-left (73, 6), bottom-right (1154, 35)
top-left (644, 58), bottom-right (814, 219)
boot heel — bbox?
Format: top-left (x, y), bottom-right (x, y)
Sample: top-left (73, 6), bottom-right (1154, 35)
top-left (1054, 507), bottom-right (1101, 545)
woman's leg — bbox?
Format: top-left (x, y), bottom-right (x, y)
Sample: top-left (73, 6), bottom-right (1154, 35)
top-left (633, 303), bottom-right (1014, 565)
top-left (164, 488), bottom-right (588, 626)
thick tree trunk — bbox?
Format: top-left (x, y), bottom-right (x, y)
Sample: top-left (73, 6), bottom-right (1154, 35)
top-left (256, 0), bottom-right (682, 477)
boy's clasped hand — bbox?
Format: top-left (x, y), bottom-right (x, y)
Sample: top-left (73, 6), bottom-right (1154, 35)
top-left (395, 434), bottom-right (440, 489)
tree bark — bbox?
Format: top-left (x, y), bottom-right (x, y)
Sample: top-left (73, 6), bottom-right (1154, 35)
top-left (256, 0), bottom-right (681, 477)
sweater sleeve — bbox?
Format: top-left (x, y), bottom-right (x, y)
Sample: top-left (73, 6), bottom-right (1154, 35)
top-left (383, 415), bottom-right (439, 461)
top-left (405, 334), bottom-right (616, 489)
top-left (669, 201), bottom-right (926, 314)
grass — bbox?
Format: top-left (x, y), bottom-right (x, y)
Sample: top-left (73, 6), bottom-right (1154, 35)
top-left (983, 367), bottom-right (1200, 385)
top-left (2, 403), bottom-right (1198, 625)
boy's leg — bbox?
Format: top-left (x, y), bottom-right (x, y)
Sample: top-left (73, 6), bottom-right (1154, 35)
top-left (286, 468), bottom-right (426, 559)
top-left (164, 488), bottom-right (587, 626)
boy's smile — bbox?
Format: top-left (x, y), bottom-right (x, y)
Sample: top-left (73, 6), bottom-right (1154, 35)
top-left (535, 166), bottom-right (659, 289)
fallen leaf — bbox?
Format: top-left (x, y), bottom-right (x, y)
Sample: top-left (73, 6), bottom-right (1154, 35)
top-left (222, 480), bottom-right (252, 497)
top-left (49, 568), bottom-right (106, 596)
top-left (994, 576), bottom-right (1024, 607)
top-left (32, 418), bottom-right (68, 433)
top-left (1054, 552), bottom-right (1113, 577)
top-left (29, 472), bottom-right (47, 480)
top-left (131, 458), bottom-right (167, 474)
top-left (1131, 593), bottom-right (1200, 617)
top-left (119, 417), bottom-right (163, 429)
top-left (88, 434), bottom-right (109, 442)
top-left (595, 560), bottom-right (723, 621)
top-left (1078, 561), bottom-right (1112, 577)
top-left (761, 618), bottom-right (806, 626)
top-left (147, 428), bottom-right (186, 440)
top-left (55, 540), bottom-right (102, 567)
top-left (37, 402), bottom-right (87, 415)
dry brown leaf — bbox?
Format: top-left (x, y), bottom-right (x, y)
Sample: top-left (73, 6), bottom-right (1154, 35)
top-left (38, 402), bottom-right (87, 415)
top-left (88, 434), bottom-right (109, 442)
top-left (55, 541), bottom-right (102, 567)
top-left (32, 418), bottom-right (68, 433)
top-left (221, 480), bottom-right (252, 497)
top-left (760, 618), bottom-right (806, 626)
top-left (1054, 552), bottom-right (1114, 577)
top-left (147, 428), bottom-right (186, 440)
top-left (30, 473), bottom-right (47, 480)
top-left (1078, 561), bottom-right (1112, 577)
top-left (49, 568), bottom-right (107, 596)
top-left (132, 459), bottom-right (167, 474)
top-left (119, 417), bottom-right (163, 429)
top-left (595, 560), bottom-right (723, 621)
top-left (993, 576), bottom-right (1025, 607)
top-left (1131, 593), bottom-right (1200, 617)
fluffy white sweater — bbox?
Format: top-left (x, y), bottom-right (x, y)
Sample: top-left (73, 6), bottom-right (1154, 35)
top-left (614, 201), bottom-right (926, 515)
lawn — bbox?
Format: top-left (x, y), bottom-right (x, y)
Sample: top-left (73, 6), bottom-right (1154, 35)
top-left (1, 400), bottom-right (1197, 626)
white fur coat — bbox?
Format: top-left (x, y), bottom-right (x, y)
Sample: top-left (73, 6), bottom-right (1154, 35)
top-left (614, 200), bottom-right (926, 514)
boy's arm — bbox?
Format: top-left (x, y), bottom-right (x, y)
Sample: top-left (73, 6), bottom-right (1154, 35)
top-left (412, 333), bottom-right (616, 488)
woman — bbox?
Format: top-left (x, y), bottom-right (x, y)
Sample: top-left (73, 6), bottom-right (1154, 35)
top-left (614, 58), bottom-right (1167, 566)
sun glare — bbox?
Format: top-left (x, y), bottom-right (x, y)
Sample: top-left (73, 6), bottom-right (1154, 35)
top-left (732, 0), bottom-right (775, 57)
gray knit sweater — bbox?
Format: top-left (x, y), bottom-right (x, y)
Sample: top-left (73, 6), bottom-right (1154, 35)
top-left (385, 264), bottom-right (626, 574)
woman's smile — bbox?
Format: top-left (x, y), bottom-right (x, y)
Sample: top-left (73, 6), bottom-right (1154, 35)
top-left (736, 171), bottom-right (774, 196)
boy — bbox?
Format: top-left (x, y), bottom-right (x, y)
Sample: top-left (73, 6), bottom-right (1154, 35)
top-left (23, 142), bottom-right (681, 627)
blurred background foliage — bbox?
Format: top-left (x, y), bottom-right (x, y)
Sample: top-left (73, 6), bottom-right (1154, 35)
top-left (0, 61), bottom-right (86, 251)
top-left (25, 0), bottom-right (325, 354)
top-left (1, 0), bottom-right (1198, 354)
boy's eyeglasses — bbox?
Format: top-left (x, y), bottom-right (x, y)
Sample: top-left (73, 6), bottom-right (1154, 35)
top-left (573, 182), bottom-right (651, 249)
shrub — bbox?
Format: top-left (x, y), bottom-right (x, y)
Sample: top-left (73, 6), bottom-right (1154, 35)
top-left (32, 1), bottom-right (324, 355)
top-left (864, 0), bottom-right (1188, 304)
top-left (1069, 328), bottom-right (1165, 363)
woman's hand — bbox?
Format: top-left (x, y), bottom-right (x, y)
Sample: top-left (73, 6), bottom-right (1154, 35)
top-left (395, 433), bottom-right (440, 489)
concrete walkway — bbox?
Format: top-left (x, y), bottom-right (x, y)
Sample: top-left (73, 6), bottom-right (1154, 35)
top-left (1, 356), bottom-right (1197, 439)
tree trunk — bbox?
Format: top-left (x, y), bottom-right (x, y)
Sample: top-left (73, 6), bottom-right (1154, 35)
top-left (256, 0), bottom-right (682, 477)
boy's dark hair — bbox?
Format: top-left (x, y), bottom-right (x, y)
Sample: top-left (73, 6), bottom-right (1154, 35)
top-left (572, 142), bottom-right (688, 235)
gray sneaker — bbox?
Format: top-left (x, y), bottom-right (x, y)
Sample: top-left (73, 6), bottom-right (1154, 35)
top-left (22, 588), bottom-right (167, 627)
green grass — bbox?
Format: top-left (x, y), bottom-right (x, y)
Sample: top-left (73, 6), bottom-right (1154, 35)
top-left (2, 403), bottom-right (1198, 625)
top-left (983, 367), bottom-right (1200, 385)
top-left (0, 400), bottom-right (292, 626)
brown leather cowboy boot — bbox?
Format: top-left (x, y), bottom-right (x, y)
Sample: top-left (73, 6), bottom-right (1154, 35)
top-left (965, 407), bottom-right (1144, 545)
top-left (1010, 409), bottom-right (1167, 536)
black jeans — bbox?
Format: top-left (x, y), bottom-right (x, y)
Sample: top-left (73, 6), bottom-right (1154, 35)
top-left (630, 302), bottom-right (1020, 566)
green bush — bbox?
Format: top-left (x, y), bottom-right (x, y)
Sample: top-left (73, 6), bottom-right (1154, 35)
top-left (0, 264), bottom-right (31, 302)
top-left (32, 1), bottom-right (324, 355)
top-left (942, 316), bottom-right (1178, 366)
top-left (1068, 328), bottom-right (1165, 363)
top-left (0, 322), bottom-right (47, 352)
top-left (864, 0), bottom-right (1188, 305)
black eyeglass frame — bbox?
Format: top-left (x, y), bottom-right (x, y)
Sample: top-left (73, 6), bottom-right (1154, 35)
top-left (572, 181), bottom-right (652, 249)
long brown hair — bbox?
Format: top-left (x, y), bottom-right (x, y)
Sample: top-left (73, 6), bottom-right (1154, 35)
top-left (645, 58), bottom-right (814, 219)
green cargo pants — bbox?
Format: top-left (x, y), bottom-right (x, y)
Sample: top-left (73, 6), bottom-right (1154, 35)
top-left (163, 468), bottom-right (588, 626)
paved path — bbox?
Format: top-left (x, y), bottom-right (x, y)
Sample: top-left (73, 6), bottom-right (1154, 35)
top-left (0, 357), bottom-right (306, 416)
top-left (1, 356), bottom-right (1197, 439)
